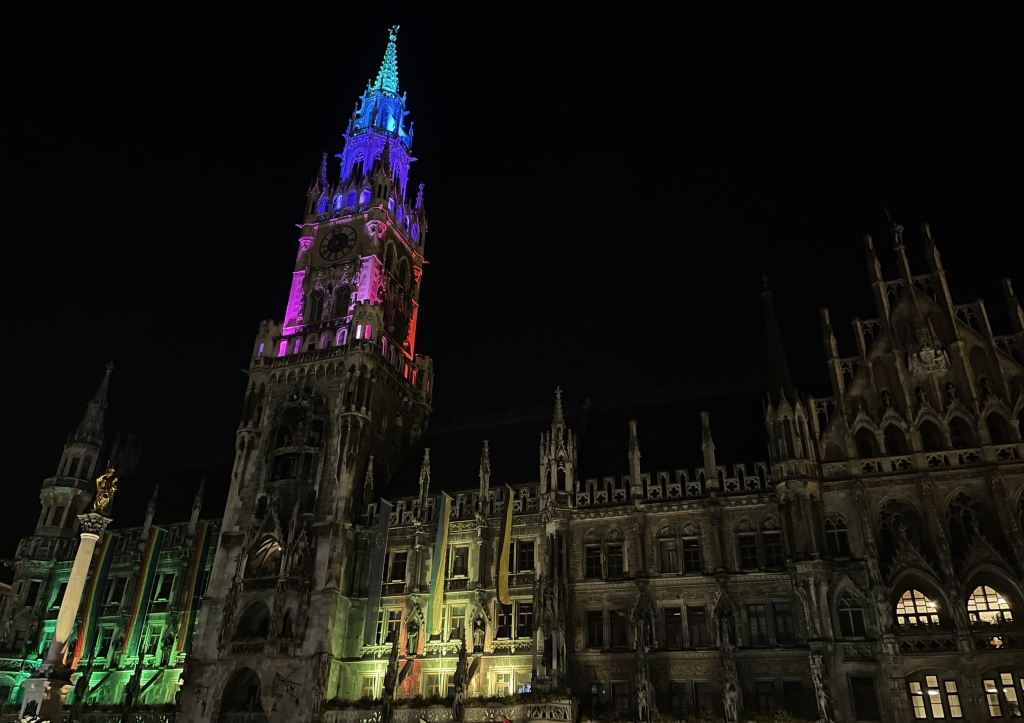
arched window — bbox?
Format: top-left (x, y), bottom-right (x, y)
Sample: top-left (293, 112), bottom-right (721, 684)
top-left (332, 194), bottom-right (343, 211)
top-left (235, 602), bottom-right (271, 639)
top-left (968, 586), bottom-right (1012, 625)
top-left (920, 420), bottom-right (944, 452)
top-left (280, 610), bottom-right (294, 639)
top-left (388, 196), bottom-right (395, 211)
top-left (345, 190), bottom-right (357, 208)
top-left (221, 667), bottom-right (264, 714)
top-left (245, 537), bottom-right (281, 578)
top-left (307, 291), bottom-right (324, 322)
top-left (316, 197), bottom-right (329, 214)
top-left (947, 492), bottom-right (984, 558)
top-left (884, 425), bottom-right (908, 455)
top-left (837, 591), bottom-right (866, 637)
top-left (359, 187), bottom-right (371, 205)
top-left (983, 672), bottom-right (1024, 717)
top-left (825, 514), bottom-right (851, 557)
top-left (658, 526), bottom-right (677, 574)
top-left (334, 284), bottom-right (350, 317)
top-left (896, 589), bottom-right (939, 626)
top-left (987, 413), bottom-right (1011, 445)
top-left (948, 417), bottom-right (976, 448)
top-left (336, 327), bottom-right (348, 346)
top-left (397, 205), bottom-right (404, 224)
top-left (783, 418), bottom-right (796, 457)
top-left (878, 499), bottom-right (925, 561)
top-left (855, 428), bottom-right (879, 458)
top-left (412, 223), bottom-right (419, 242)
top-left (255, 496), bottom-right (268, 518)
top-left (384, 244), bottom-right (396, 273)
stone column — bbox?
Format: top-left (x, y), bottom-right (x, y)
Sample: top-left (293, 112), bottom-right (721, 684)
top-left (22, 512), bottom-right (111, 721)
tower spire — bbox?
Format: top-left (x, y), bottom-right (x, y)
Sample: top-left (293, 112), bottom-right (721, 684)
top-left (553, 387), bottom-right (564, 426)
top-left (73, 362), bottom-right (113, 445)
top-left (373, 25), bottom-right (400, 94)
top-left (762, 273), bottom-right (796, 407)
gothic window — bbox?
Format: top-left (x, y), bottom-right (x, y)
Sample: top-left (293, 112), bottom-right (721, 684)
top-left (280, 610), bottom-right (293, 639)
top-left (850, 676), bottom-right (881, 720)
top-left (397, 205), bottom-right (404, 224)
top-left (987, 413), bottom-right (1012, 445)
top-left (688, 606), bottom-right (710, 646)
top-left (878, 498), bottom-right (925, 561)
top-left (659, 527), bottom-right (677, 574)
top-left (606, 543), bottom-right (624, 578)
top-left (747, 603), bottom-right (769, 645)
top-left (332, 194), bottom-right (343, 211)
top-left (682, 537), bottom-right (701, 573)
top-left (359, 187), bottom-right (371, 205)
top-left (947, 492), bottom-right (985, 558)
top-left (319, 333), bottom-right (331, 349)
top-left (907, 676), bottom-right (963, 719)
top-left (738, 533), bottom-right (758, 570)
top-left (336, 327), bottom-right (348, 346)
top-left (920, 420), bottom-right (944, 452)
top-left (586, 611), bottom-right (603, 648)
top-left (763, 532), bottom-right (785, 568)
top-left (825, 513), bottom-right (851, 557)
top-left (896, 589), bottom-right (940, 626)
top-left (68, 457), bottom-right (81, 478)
top-left (609, 610), bottom-right (628, 648)
top-left (384, 244), bottom-right (396, 273)
top-left (968, 586), bottom-right (1013, 625)
top-left (412, 222), bottom-right (419, 242)
top-left (388, 196), bottom-right (395, 211)
top-left (824, 442), bottom-right (843, 461)
top-left (345, 190), bottom-right (357, 208)
top-left (855, 428), bottom-right (879, 458)
top-left (783, 418), bottom-right (796, 457)
top-left (664, 607), bottom-right (683, 647)
top-left (316, 197), bottom-right (328, 214)
top-left (773, 603), bottom-right (795, 645)
top-left (234, 602), bottom-right (271, 640)
top-left (244, 537), bottom-right (281, 578)
top-left (948, 417), bottom-right (976, 448)
top-left (585, 546), bottom-right (601, 578)
top-left (884, 425), bottom-right (908, 455)
top-left (837, 592), bottom-right (867, 637)
top-left (308, 291), bottom-right (325, 322)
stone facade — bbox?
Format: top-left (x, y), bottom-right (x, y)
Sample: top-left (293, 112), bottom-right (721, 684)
top-left (4, 26), bottom-right (1024, 723)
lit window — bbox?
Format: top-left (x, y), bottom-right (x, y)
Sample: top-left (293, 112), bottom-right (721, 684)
top-left (495, 672), bottom-right (512, 697)
top-left (968, 586), bottom-right (1012, 624)
top-left (985, 679), bottom-right (1003, 717)
top-left (278, 340), bottom-right (287, 357)
top-left (1002, 672), bottom-right (1022, 716)
top-left (945, 681), bottom-right (963, 718)
top-left (909, 681), bottom-right (926, 719)
top-left (356, 325), bottom-right (363, 340)
top-left (896, 590), bottom-right (939, 626)
top-left (448, 606), bottom-right (465, 641)
top-left (926, 676), bottom-right (945, 718)
top-left (257, 343), bottom-right (264, 358)
top-left (365, 324), bottom-right (372, 339)
top-left (293, 338), bottom-right (301, 354)
top-left (333, 194), bottom-right (343, 211)
top-left (516, 670), bottom-right (531, 694)
top-left (361, 675), bottom-right (377, 699)
top-left (425, 673), bottom-right (441, 698)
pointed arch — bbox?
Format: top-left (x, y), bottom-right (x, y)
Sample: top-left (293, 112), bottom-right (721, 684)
top-left (824, 509), bottom-right (851, 557)
top-left (234, 602), bottom-right (272, 639)
top-left (219, 667), bottom-right (264, 716)
top-left (883, 424), bottom-right (909, 455)
top-left (918, 418), bottom-right (945, 452)
top-left (835, 589), bottom-right (867, 638)
top-left (986, 411), bottom-right (1012, 444)
top-left (854, 426), bottom-right (880, 458)
top-left (947, 415), bottom-right (976, 448)
top-left (877, 496), bottom-right (927, 562)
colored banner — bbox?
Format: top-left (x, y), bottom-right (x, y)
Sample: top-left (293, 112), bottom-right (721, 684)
top-left (363, 500), bottom-right (393, 646)
top-left (497, 486), bottom-right (514, 605)
top-left (71, 532), bottom-right (117, 669)
top-left (426, 493), bottom-right (452, 636)
top-left (175, 522), bottom-right (212, 655)
top-left (121, 526), bottom-right (166, 658)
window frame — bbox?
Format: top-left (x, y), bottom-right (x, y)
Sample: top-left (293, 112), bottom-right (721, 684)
top-left (586, 610), bottom-right (604, 649)
top-left (738, 533), bottom-right (759, 570)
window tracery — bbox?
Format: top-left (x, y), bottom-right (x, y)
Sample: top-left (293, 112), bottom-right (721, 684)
top-left (968, 586), bottom-right (1012, 625)
top-left (824, 512), bottom-right (851, 557)
top-left (878, 498), bottom-right (925, 560)
top-left (896, 589), bottom-right (939, 626)
top-left (836, 591), bottom-right (866, 637)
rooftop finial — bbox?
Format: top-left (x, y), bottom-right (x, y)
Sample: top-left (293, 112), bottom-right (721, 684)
top-left (319, 151), bottom-right (328, 186)
top-left (553, 387), bottom-right (564, 426)
top-left (373, 25), bottom-right (401, 94)
top-left (885, 206), bottom-right (904, 248)
top-left (760, 270), bottom-right (771, 298)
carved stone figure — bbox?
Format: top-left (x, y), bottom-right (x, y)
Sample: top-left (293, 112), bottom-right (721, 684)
top-left (810, 653), bottom-right (835, 723)
top-left (452, 635), bottom-right (468, 722)
top-left (635, 636), bottom-right (652, 722)
top-left (946, 382), bottom-right (960, 403)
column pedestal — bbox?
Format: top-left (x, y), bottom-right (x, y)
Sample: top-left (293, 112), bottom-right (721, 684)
top-left (20, 677), bottom-right (73, 721)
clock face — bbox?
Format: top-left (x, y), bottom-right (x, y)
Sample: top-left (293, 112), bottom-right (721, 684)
top-left (319, 226), bottom-right (357, 261)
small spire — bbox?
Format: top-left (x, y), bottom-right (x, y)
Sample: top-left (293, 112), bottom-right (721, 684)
top-left (700, 412), bottom-right (719, 490)
top-left (319, 151), bottom-right (328, 187)
top-left (192, 479), bottom-right (205, 512)
top-left (885, 207), bottom-right (905, 248)
top-left (479, 440), bottom-right (491, 500)
top-left (761, 272), bottom-right (796, 407)
top-left (94, 362), bottom-right (113, 405)
top-left (147, 484), bottom-right (159, 517)
top-left (415, 182), bottom-right (425, 210)
top-left (553, 387), bottom-right (564, 426)
top-left (381, 135), bottom-right (392, 174)
top-left (74, 363), bottom-right (113, 445)
top-left (373, 25), bottom-right (401, 94)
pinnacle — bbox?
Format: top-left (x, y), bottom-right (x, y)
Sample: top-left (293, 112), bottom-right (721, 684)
top-left (373, 25), bottom-right (401, 94)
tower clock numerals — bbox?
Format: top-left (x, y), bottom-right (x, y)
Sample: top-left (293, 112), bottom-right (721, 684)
top-left (319, 226), bottom-right (357, 261)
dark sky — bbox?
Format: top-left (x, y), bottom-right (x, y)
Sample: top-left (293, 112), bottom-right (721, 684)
top-left (2, 6), bottom-right (1021, 564)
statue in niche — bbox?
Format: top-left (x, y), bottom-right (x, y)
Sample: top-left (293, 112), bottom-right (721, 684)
top-left (981, 377), bottom-right (996, 399)
top-left (880, 390), bottom-right (893, 408)
top-left (811, 653), bottom-right (835, 723)
top-left (946, 382), bottom-right (960, 403)
top-left (722, 650), bottom-right (740, 723)
top-left (472, 613), bottom-right (486, 652)
top-left (915, 386), bottom-right (929, 406)
top-left (908, 315), bottom-right (949, 375)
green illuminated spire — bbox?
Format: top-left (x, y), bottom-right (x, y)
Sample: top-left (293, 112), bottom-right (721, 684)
top-left (373, 25), bottom-right (400, 94)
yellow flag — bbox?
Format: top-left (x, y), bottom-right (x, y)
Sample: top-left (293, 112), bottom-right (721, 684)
top-left (497, 485), bottom-right (514, 605)
top-left (427, 493), bottom-right (452, 635)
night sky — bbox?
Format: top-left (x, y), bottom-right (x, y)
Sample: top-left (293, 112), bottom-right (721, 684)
top-left (2, 6), bottom-right (1020, 569)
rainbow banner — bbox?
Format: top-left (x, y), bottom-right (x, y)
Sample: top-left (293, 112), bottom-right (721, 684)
top-left (426, 493), bottom-right (452, 636)
top-left (175, 522), bottom-right (212, 655)
top-left (71, 532), bottom-right (117, 669)
top-left (121, 526), bottom-right (166, 658)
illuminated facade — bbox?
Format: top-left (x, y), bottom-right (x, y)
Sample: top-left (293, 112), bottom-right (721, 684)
top-left (0, 367), bottom-right (214, 712)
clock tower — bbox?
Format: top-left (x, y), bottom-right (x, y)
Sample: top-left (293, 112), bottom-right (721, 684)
top-left (180, 26), bottom-right (433, 723)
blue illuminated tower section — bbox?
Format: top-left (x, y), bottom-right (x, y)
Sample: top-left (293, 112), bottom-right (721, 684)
top-left (341, 25), bottom-right (415, 196)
